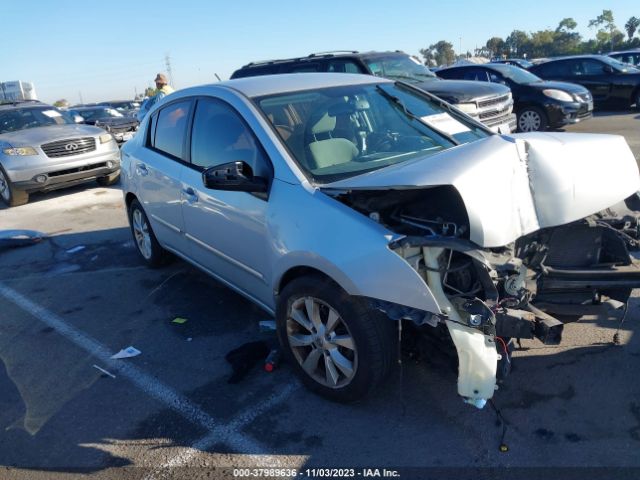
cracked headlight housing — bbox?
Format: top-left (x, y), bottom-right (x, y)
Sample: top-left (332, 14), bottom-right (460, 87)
top-left (3, 146), bottom-right (38, 156)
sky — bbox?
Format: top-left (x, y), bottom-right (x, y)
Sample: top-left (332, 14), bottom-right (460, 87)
top-left (2, 0), bottom-right (638, 104)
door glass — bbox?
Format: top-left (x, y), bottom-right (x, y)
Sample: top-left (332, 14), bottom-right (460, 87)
top-left (153, 100), bottom-right (191, 159)
top-left (328, 60), bottom-right (363, 73)
top-left (581, 60), bottom-right (605, 75)
top-left (190, 98), bottom-right (272, 178)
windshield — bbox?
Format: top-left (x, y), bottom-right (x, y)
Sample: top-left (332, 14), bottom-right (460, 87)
top-left (489, 64), bottom-right (543, 84)
top-left (601, 55), bottom-right (640, 73)
top-left (77, 108), bottom-right (123, 121)
top-left (364, 55), bottom-right (438, 83)
top-left (257, 82), bottom-right (490, 183)
top-left (0, 106), bottom-right (73, 134)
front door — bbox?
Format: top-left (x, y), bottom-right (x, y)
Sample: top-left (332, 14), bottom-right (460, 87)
top-left (180, 97), bottom-right (274, 307)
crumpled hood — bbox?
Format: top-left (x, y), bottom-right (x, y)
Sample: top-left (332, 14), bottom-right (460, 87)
top-left (415, 79), bottom-right (511, 103)
top-left (0, 124), bottom-right (105, 147)
top-left (321, 133), bottom-right (640, 247)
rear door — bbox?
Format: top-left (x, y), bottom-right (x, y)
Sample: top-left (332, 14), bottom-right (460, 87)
top-left (134, 99), bottom-right (193, 252)
top-left (180, 97), bottom-right (275, 306)
top-left (577, 59), bottom-right (614, 102)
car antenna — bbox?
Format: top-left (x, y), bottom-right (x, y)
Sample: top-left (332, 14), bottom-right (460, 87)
top-left (214, 73), bottom-right (222, 82)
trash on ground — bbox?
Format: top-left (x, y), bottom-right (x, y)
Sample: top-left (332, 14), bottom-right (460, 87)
top-left (66, 245), bottom-right (86, 254)
top-left (92, 364), bottom-right (116, 378)
top-left (225, 341), bottom-right (270, 384)
top-left (172, 317), bottom-right (188, 324)
top-left (264, 349), bottom-right (280, 372)
top-left (0, 230), bottom-right (47, 249)
top-left (259, 320), bottom-right (277, 332)
top-left (111, 346), bottom-right (141, 359)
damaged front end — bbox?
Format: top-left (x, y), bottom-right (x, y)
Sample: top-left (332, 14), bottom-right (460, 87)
top-left (329, 185), bottom-right (640, 408)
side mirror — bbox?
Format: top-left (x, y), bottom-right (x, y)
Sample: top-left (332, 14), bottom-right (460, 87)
top-left (202, 161), bottom-right (268, 193)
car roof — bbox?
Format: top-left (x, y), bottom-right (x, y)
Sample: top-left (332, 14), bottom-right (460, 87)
top-left (207, 73), bottom-right (390, 98)
top-left (239, 50), bottom-right (407, 68)
top-left (74, 105), bottom-right (109, 110)
top-left (534, 54), bottom-right (609, 64)
top-left (0, 100), bottom-right (48, 110)
top-left (608, 49), bottom-right (640, 55)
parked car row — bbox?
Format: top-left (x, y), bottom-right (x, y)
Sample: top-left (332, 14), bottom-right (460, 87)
top-left (68, 106), bottom-right (138, 144)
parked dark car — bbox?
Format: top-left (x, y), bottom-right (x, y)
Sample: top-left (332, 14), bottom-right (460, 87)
top-left (493, 58), bottom-right (533, 69)
top-left (231, 51), bottom-right (517, 133)
top-left (70, 106), bottom-right (138, 143)
top-left (608, 49), bottom-right (640, 68)
top-left (436, 63), bottom-right (592, 132)
top-left (529, 55), bottom-right (640, 110)
top-left (98, 100), bottom-right (140, 118)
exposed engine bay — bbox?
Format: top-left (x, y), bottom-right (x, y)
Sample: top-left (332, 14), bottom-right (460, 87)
top-left (331, 186), bottom-right (640, 407)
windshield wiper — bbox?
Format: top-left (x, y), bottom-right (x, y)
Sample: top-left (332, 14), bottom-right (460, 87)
top-left (375, 85), bottom-right (460, 145)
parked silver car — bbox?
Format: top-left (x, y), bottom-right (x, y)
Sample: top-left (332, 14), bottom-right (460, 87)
top-left (121, 73), bottom-right (640, 407)
top-left (0, 101), bottom-right (121, 206)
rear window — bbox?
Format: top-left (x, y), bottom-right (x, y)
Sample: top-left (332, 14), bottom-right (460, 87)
top-left (231, 65), bottom-right (281, 78)
top-left (150, 100), bottom-right (192, 160)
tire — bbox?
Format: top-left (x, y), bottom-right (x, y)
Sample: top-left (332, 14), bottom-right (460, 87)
top-left (517, 106), bottom-right (548, 132)
top-left (127, 199), bottom-right (169, 267)
top-left (0, 166), bottom-right (29, 207)
top-left (96, 170), bottom-right (121, 186)
top-left (276, 275), bottom-right (396, 403)
top-left (633, 90), bottom-right (640, 111)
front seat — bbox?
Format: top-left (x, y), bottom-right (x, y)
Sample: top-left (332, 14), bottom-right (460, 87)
top-left (307, 112), bottom-right (358, 170)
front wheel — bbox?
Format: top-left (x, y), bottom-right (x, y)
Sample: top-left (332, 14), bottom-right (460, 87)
top-left (517, 107), bottom-right (548, 132)
top-left (0, 166), bottom-right (29, 207)
top-left (127, 199), bottom-right (170, 267)
top-left (276, 275), bottom-right (395, 403)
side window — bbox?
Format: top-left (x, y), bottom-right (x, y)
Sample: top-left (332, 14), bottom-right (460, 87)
top-left (190, 98), bottom-right (273, 180)
top-left (581, 59), bottom-right (605, 75)
top-left (537, 61), bottom-right (571, 77)
top-left (462, 69), bottom-right (488, 81)
top-left (285, 63), bottom-right (321, 73)
top-left (147, 112), bottom-right (158, 146)
top-left (152, 100), bottom-right (191, 160)
top-left (488, 71), bottom-right (505, 84)
top-left (327, 60), bottom-right (364, 73)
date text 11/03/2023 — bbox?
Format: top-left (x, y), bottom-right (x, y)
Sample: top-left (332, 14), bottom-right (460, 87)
top-left (232, 468), bottom-right (401, 478)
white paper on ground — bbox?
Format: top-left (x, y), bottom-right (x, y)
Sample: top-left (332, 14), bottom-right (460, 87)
top-left (421, 112), bottom-right (470, 135)
top-left (111, 346), bottom-right (141, 359)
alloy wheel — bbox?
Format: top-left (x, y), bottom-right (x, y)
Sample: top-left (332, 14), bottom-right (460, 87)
top-left (132, 208), bottom-right (152, 259)
top-left (287, 296), bottom-right (357, 389)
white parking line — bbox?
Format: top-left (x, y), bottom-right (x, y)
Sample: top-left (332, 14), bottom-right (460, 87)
top-left (0, 282), bottom-right (297, 469)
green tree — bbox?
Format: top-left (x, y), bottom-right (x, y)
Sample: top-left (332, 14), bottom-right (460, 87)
top-left (504, 30), bottom-right (530, 57)
top-left (556, 17), bottom-right (577, 33)
top-left (53, 99), bottom-right (68, 108)
top-left (485, 37), bottom-right (506, 58)
top-left (554, 17), bottom-right (582, 54)
top-left (589, 9), bottom-right (618, 50)
top-left (625, 16), bottom-right (640, 40)
top-left (421, 41), bottom-right (456, 66)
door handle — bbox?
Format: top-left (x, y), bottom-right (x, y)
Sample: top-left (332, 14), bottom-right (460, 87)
top-left (136, 163), bottom-right (148, 176)
top-left (182, 187), bottom-right (198, 203)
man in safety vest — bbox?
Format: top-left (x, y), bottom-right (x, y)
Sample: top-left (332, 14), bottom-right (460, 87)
top-left (137, 73), bottom-right (175, 121)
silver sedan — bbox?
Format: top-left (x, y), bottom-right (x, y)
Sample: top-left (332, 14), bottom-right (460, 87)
top-left (121, 73), bottom-right (640, 408)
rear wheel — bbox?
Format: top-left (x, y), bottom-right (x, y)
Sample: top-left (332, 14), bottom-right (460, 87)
top-left (517, 107), bottom-right (548, 132)
top-left (0, 166), bottom-right (29, 207)
top-left (276, 275), bottom-right (395, 403)
top-left (127, 199), bottom-right (169, 267)
top-left (96, 170), bottom-right (120, 186)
